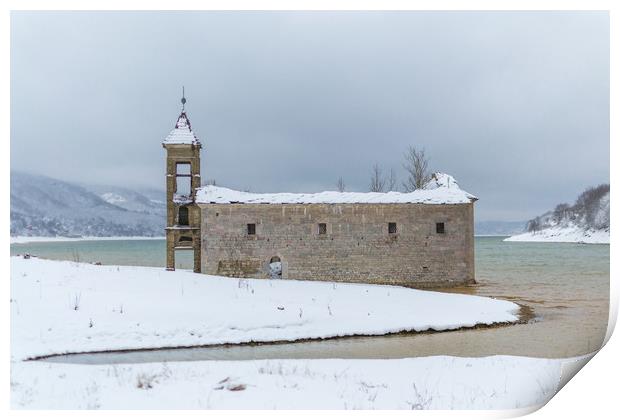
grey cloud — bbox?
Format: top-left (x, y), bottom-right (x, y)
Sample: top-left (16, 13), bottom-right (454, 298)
top-left (10, 11), bottom-right (609, 221)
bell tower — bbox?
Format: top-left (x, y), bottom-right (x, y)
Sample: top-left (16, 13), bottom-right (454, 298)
top-left (162, 88), bottom-right (202, 272)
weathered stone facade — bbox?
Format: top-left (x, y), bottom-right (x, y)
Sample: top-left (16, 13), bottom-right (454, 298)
top-left (163, 110), bottom-right (202, 272)
top-left (199, 202), bottom-right (475, 288)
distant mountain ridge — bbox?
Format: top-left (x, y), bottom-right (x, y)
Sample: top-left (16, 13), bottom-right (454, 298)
top-left (505, 184), bottom-right (610, 244)
top-left (474, 221), bottom-right (525, 236)
top-left (13, 171), bottom-right (590, 241)
top-left (10, 171), bottom-right (165, 238)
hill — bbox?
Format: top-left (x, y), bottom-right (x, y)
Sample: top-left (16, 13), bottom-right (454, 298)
top-left (10, 171), bottom-right (165, 238)
top-left (505, 184), bottom-right (609, 244)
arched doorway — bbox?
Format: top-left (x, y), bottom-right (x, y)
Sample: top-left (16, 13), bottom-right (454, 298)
top-left (269, 256), bottom-right (282, 279)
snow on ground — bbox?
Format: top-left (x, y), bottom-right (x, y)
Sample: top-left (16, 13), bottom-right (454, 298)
top-left (504, 225), bottom-right (609, 244)
top-left (11, 355), bottom-right (588, 409)
top-left (196, 173), bottom-right (477, 205)
top-left (10, 256), bottom-right (519, 361)
top-left (10, 236), bottom-right (165, 244)
top-left (12, 256), bottom-right (588, 410)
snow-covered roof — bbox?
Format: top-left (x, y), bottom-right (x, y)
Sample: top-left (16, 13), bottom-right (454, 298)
top-left (163, 111), bottom-right (201, 146)
top-left (196, 173), bottom-right (477, 205)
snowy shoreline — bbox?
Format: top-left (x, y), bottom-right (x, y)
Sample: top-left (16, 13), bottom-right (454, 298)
top-left (504, 226), bottom-right (609, 244)
top-left (10, 236), bottom-right (165, 244)
top-left (11, 256), bottom-right (520, 361)
top-left (31, 313), bottom-right (527, 362)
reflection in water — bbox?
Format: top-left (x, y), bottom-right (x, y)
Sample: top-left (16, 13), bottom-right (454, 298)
top-left (14, 237), bottom-right (609, 364)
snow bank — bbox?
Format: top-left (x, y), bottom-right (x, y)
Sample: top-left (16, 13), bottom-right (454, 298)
top-left (10, 257), bottom-right (518, 361)
top-left (10, 236), bottom-right (165, 245)
top-left (504, 226), bottom-right (609, 244)
top-left (196, 173), bottom-right (477, 205)
top-left (11, 355), bottom-right (585, 409)
top-left (422, 172), bottom-right (459, 190)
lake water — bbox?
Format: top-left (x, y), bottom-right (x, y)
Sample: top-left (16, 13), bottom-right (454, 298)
top-left (11, 237), bottom-right (609, 363)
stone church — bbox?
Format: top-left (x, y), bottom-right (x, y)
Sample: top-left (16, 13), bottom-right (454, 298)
top-left (163, 99), bottom-right (477, 288)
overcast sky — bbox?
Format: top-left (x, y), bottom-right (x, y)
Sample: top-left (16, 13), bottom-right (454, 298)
top-left (11, 11), bottom-right (609, 221)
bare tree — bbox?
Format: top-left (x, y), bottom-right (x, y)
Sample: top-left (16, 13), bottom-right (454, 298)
top-left (402, 146), bottom-right (431, 192)
top-left (387, 168), bottom-right (397, 191)
top-left (553, 203), bottom-right (570, 222)
top-left (369, 163), bottom-right (386, 192)
top-left (206, 179), bottom-right (217, 186)
top-left (575, 184), bottom-right (610, 229)
top-left (526, 217), bottom-right (541, 233)
top-left (336, 177), bottom-right (346, 192)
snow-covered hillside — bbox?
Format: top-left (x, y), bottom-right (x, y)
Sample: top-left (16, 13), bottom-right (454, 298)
top-left (10, 172), bottom-right (165, 238)
top-left (90, 184), bottom-right (165, 215)
top-left (505, 184), bottom-right (609, 244)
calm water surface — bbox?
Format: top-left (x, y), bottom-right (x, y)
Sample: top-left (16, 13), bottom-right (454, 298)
top-left (11, 237), bottom-right (609, 363)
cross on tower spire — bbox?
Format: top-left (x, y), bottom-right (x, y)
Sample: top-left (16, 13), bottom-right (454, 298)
top-left (181, 86), bottom-right (187, 111)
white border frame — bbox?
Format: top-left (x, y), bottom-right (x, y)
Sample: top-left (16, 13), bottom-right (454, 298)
top-left (2, 1), bottom-right (616, 419)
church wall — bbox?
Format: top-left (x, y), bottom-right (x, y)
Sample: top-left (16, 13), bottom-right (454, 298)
top-left (199, 202), bottom-right (475, 288)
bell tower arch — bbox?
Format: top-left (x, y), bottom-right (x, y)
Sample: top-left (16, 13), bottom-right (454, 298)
top-left (162, 89), bottom-right (202, 272)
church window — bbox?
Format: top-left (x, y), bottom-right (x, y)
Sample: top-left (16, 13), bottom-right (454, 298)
top-left (178, 206), bottom-right (189, 226)
top-left (175, 163), bottom-right (191, 195)
top-left (176, 163), bottom-right (191, 174)
top-left (436, 222), bottom-right (445, 234)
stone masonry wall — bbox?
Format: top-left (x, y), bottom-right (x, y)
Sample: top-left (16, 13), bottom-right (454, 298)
top-left (199, 202), bottom-right (475, 288)
top-left (164, 143), bottom-right (202, 272)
